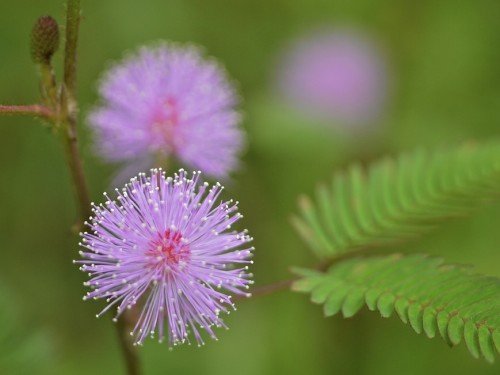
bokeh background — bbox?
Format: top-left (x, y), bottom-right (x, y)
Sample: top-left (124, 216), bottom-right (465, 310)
top-left (1, 1), bottom-right (499, 374)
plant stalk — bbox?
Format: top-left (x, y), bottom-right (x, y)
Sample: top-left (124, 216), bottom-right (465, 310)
top-left (39, 63), bottom-right (59, 109)
top-left (59, 1), bottom-right (141, 374)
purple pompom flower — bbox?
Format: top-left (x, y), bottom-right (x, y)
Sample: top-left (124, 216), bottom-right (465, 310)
top-left (89, 43), bottom-right (244, 180)
top-left (277, 28), bottom-right (389, 130)
top-left (77, 169), bottom-right (253, 346)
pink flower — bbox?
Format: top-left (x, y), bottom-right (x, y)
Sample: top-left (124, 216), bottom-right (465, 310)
top-left (278, 28), bottom-right (389, 130)
top-left (77, 169), bottom-right (254, 346)
top-left (89, 43), bottom-right (244, 180)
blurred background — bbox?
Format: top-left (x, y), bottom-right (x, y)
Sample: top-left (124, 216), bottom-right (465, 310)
top-left (0, 0), bottom-right (499, 374)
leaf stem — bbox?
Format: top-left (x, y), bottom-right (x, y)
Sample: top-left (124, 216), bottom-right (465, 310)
top-left (235, 278), bottom-right (298, 300)
top-left (241, 250), bottom-right (376, 301)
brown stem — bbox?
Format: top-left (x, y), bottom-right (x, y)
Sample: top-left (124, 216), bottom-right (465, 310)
top-left (64, 119), bottom-right (141, 375)
top-left (0, 104), bottom-right (53, 119)
top-left (59, 0), bottom-right (91, 225)
top-left (60, 105), bottom-right (92, 223)
top-left (63, 0), bottom-right (80, 97)
top-left (59, 1), bottom-right (141, 374)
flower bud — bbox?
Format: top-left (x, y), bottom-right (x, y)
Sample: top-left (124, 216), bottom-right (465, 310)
top-left (30, 16), bottom-right (60, 64)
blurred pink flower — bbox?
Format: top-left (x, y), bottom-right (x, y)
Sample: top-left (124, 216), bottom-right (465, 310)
top-left (277, 28), bottom-right (389, 131)
top-left (89, 43), bottom-right (244, 181)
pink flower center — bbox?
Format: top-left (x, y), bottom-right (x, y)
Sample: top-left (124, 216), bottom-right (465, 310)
top-left (147, 229), bottom-right (190, 270)
top-left (150, 97), bottom-right (181, 151)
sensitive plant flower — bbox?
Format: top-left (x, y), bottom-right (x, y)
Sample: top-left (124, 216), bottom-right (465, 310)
top-left (89, 43), bottom-right (244, 180)
top-left (77, 169), bottom-right (253, 346)
top-left (277, 28), bottom-right (388, 130)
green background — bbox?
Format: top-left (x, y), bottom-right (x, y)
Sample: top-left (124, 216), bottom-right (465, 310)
top-left (0, 0), bottom-right (499, 374)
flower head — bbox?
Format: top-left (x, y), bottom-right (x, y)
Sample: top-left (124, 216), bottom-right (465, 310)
top-left (77, 169), bottom-right (253, 346)
top-left (277, 28), bottom-right (388, 130)
top-left (89, 43), bottom-right (244, 179)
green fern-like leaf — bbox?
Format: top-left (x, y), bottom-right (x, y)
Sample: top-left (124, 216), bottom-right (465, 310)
top-left (292, 254), bottom-right (500, 362)
top-left (292, 141), bottom-right (500, 258)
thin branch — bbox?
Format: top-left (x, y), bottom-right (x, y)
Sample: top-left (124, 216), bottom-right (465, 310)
top-left (58, 0), bottom-right (90, 225)
top-left (61, 116), bottom-right (92, 222)
top-left (0, 104), bottom-right (53, 119)
top-left (59, 2), bottom-right (141, 374)
top-left (59, 0), bottom-right (91, 224)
